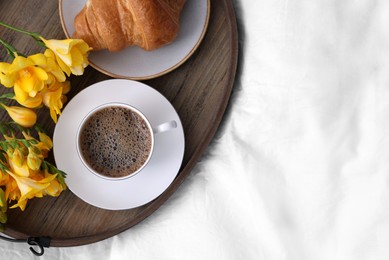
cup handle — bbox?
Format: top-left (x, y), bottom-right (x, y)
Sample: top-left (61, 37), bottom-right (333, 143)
top-left (153, 120), bottom-right (177, 135)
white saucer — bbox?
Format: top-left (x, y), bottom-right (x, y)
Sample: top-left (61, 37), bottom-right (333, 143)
top-left (59, 0), bottom-right (210, 80)
top-left (53, 79), bottom-right (185, 210)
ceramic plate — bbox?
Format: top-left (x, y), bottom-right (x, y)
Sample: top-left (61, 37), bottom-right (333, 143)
top-left (53, 79), bottom-right (185, 210)
top-left (59, 0), bottom-right (210, 80)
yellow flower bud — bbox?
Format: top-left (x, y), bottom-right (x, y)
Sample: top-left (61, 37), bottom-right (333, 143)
top-left (27, 146), bottom-right (43, 171)
top-left (9, 160), bottom-right (30, 177)
top-left (38, 132), bottom-right (53, 150)
top-left (11, 148), bottom-right (25, 168)
top-left (1, 104), bottom-right (37, 128)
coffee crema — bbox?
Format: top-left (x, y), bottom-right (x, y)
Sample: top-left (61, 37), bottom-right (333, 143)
top-left (79, 106), bottom-right (152, 178)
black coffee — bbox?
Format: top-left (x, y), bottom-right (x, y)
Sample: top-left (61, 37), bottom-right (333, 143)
top-left (79, 106), bottom-right (152, 178)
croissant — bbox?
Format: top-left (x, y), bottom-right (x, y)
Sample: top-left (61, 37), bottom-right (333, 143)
top-left (73, 0), bottom-right (186, 52)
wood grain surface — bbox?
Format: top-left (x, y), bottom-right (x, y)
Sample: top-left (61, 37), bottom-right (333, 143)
top-left (0, 0), bottom-right (238, 246)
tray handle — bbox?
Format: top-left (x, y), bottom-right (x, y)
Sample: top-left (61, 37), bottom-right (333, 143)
top-left (0, 234), bottom-right (51, 256)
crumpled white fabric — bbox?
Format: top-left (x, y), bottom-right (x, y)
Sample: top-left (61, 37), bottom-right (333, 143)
top-left (3, 0), bottom-right (389, 259)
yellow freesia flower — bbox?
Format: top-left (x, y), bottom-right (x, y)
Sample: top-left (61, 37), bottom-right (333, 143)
top-left (41, 172), bottom-right (64, 197)
top-left (42, 80), bottom-right (69, 123)
top-left (0, 55), bottom-right (48, 102)
top-left (7, 171), bottom-right (51, 211)
top-left (0, 23), bottom-right (73, 221)
top-left (43, 87), bottom-right (62, 123)
top-left (7, 53), bottom-right (67, 109)
top-left (22, 51), bottom-right (66, 82)
top-left (40, 38), bottom-right (91, 76)
top-left (1, 104), bottom-right (37, 128)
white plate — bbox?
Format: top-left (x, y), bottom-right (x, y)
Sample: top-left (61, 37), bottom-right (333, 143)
top-left (53, 79), bottom-right (185, 210)
top-left (59, 0), bottom-right (210, 80)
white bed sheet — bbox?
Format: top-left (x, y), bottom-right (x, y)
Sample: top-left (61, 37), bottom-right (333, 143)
top-left (3, 0), bottom-right (389, 259)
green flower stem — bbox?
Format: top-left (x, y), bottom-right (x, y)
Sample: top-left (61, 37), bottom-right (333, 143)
top-left (34, 124), bottom-right (46, 134)
top-left (0, 138), bottom-right (38, 149)
top-left (0, 21), bottom-right (41, 41)
top-left (0, 121), bottom-right (18, 137)
top-left (0, 21), bottom-right (46, 49)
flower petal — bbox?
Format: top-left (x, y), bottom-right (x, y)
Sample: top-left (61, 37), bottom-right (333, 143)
top-left (14, 84), bottom-right (29, 102)
top-left (7, 171), bottom-right (50, 211)
top-left (28, 53), bottom-right (47, 68)
top-left (9, 160), bottom-right (30, 177)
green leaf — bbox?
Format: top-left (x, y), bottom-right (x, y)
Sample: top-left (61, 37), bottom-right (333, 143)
top-left (56, 173), bottom-right (66, 187)
top-left (0, 164), bottom-right (9, 175)
top-left (28, 145), bottom-right (41, 155)
top-left (8, 140), bottom-right (17, 149)
top-left (0, 150), bottom-right (7, 163)
top-left (58, 169), bottom-right (67, 178)
top-left (0, 188), bottom-right (4, 201)
top-left (0, 37), bottom-right (16, 59)
top-left (0, 93), bottom-right (15, 100)
top-left (11, 122), bottom-right (28, 133)
top-left (0, 142), bottom-right (7, 151)
top-left (0, 189), bottom-right (6, 217)
top-left (0, 124), bottom-right (7, 136)
top-left (42, 161), bottom-right (67, 178)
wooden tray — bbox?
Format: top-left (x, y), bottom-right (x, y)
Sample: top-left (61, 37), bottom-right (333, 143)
top-left (0, 0), bottom-right (238, 246)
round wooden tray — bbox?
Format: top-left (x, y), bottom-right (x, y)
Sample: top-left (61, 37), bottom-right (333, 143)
top-left (0, 0), bottom-right (238, 246)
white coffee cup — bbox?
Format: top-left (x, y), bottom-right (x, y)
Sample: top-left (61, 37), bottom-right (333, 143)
top-left (76, 102), bottom-right (177, 181)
